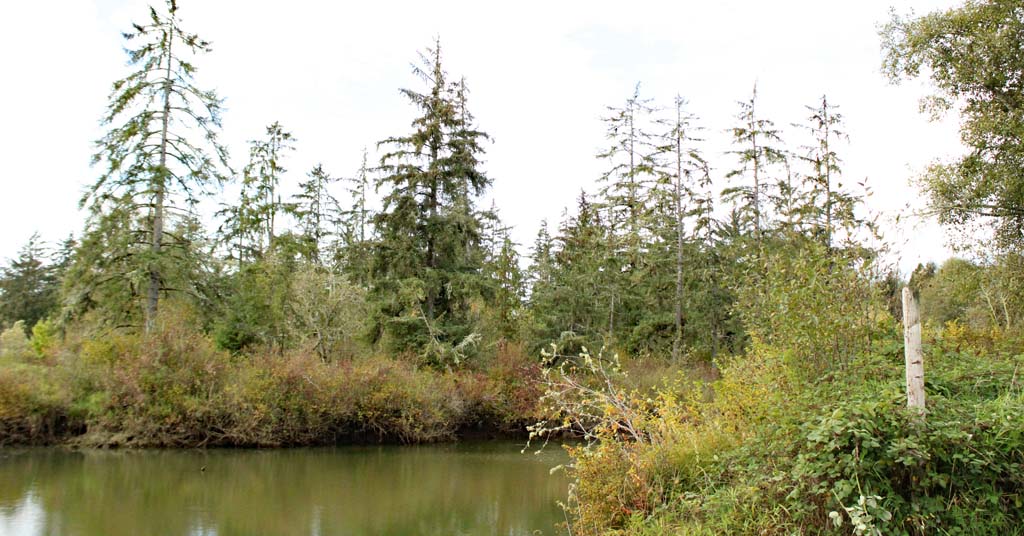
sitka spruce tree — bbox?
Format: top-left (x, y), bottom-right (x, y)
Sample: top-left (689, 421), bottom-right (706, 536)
top-left (481, 221), bottom-right (525, 341)
top-left (289, 164), bottom-right (342, 265)
top-left (795, 95), bottom-right (857, 250)
top-left (0, 234), bottom-right (60, 333)
top-left (526, 193), bottom-right (612, 355)
top-left (218, 121), bottom-right (295, 263)
top-left (242, 122), bottom-right (295, 256)
top-left (84, 0), bottom-right (227, 332)
top-left (724, 84), bottom-right (786, 243)
top-left (371, 40), bottom-right (493, 365)
top-left (336, 150), bottom-right (374, 285)
top-left (655, 96), bottom-right (708, 360)
top-left (595, 85), bottom-right (659, 344)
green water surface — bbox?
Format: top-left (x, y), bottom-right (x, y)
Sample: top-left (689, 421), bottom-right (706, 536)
top-left (0, 441), bottom-right (570, 536)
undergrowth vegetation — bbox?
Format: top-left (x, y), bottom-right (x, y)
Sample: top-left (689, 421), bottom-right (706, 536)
top-left (0, 310), bottom-right (542, 447)
top-left (533, 322), bottom-right (1024, 535)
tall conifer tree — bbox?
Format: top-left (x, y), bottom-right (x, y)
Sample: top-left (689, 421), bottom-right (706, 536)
top-left (797, 96), bottom-right (853, 250)
top-left (656, 96), bottom-right (708, 359)
top-left (244, 122), bottom-right (295, 254)
top-left (372, 40), bottom-right (492, 359)
top-left (596, 85), bottom-right (659, 341)
top-left (724, 85), bottom-right (786, 243)
top-left (289, 164), bottom-right (342, 265)
top-left (337, 150), bottom-right (374, 284)
top-left (0, 235), bottom-right (59, 332)
top-left (87, 0), bottom-right (227, 331)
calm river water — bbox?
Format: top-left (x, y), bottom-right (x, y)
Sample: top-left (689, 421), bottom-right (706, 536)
top-left (0, 441), bottom-right (570, 536)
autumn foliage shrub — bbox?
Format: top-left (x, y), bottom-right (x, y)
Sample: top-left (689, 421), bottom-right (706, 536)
top-left (531, 345), bottom-right (788, 534)
top-left (0, 311), bottom-right (544, 447)
top-left (540, 342), bottom-right (1024, 535)
top-left (0, 322), bottom-right (79, 444)
top-left (78, 310), bottom-right (232, 446)
top-left (0, 363), bottom-right (75, 445)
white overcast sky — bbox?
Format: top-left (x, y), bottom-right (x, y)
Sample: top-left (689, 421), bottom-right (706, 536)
top-left (0, 0), bottom-right (966, 273)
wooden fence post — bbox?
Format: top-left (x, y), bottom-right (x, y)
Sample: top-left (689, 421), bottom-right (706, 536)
top-left (902, 286), bottom-right (926, 414)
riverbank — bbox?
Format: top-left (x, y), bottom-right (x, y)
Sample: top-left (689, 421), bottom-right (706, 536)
top-left (540, 328), bottom-right (1024, 535)
top-left (0, 320), bottom-right (544, 448)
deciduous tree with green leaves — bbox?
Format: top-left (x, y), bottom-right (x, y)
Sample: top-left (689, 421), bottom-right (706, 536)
top-left (882, 0), bottom-right (1024, 250)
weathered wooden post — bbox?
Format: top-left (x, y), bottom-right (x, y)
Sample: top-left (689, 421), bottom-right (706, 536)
top-left (902, 287), bottom-right (925, 414)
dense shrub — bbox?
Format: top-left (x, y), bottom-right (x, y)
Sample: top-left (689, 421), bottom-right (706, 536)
top-left (733, 240), bottom-right (887, 373)
top-left (0, 363), bottom-right (76, 445)
top-left (0, 315), bottom-right (544, 447)
top-left (0, 321), bottom-right (32, 361)
top-left (539, 340), bottom-right (1024, 535)
top-left (787, 394), bottom-right (1024, 535)
top-left (79, 312), bottom-right (232, 446)
top-left (0, 322), bottom-right (80, 444)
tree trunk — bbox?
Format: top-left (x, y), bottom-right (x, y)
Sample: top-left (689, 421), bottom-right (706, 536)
top-left (822, 97), bottom-right (833, 252)
top-left (673, 117), bottom-right (684, 361)
top-left (146, 23), bottom-right (174, 334)
top-left (425, 142), bottom-right (439, 321)
top-left (608, 292), bottom-right (615, 336)
top-left (751, 93), bottom-right (761, 242)
top-left (902, 287), bottom-right (925, 414)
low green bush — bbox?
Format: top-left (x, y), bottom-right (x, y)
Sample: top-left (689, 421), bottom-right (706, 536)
top-left (786, 394), bottom-right (1024, 535)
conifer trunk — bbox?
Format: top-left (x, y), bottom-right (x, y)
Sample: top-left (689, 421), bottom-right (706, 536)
top-left (628, 105), bottom-right (637, 229)
top-left (147, 23), bottom-right (174, 334)
top-left (673, 114), bottom-right (684, 361)
top-left (824, 116), bottom-right (833, 251)
top-left (426, 147), bottom-right (439, 321)
top-left (752, 118), bottom-right (761, 241)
